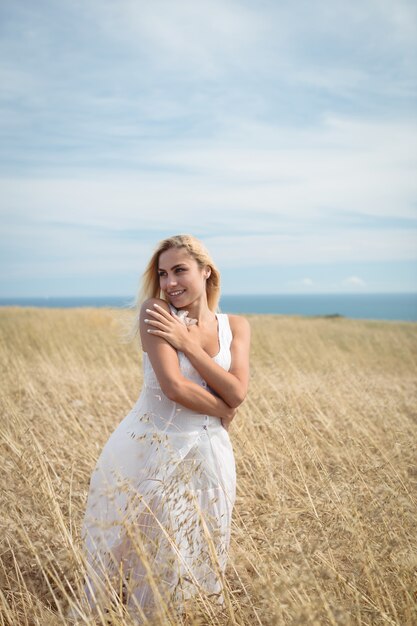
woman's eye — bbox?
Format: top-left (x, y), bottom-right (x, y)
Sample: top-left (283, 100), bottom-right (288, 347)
top-left (158, 268), bottom-right (185, 277)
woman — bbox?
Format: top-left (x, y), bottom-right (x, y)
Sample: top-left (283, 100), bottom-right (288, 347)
top-left (79, 234), bottom-right (251, 621)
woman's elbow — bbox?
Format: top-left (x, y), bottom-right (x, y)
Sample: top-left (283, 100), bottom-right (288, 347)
top-left (230, 389), bottom-right (247, 409)
top-left (163, 379), bottom-right (184, 402)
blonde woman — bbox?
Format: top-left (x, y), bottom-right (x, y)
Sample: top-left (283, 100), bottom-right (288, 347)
top-left (79, 234), bottom-right (251, 621)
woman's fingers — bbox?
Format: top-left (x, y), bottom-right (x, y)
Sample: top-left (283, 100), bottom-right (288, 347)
top-left (145, 309), bottom-right (174, 326)
top-left (144, 309), bottom-right (175, 334)
top-left (145, 307), bottom-right (165, 319)
top-left (152, 303), bottom-right (172, 317)
top-left (145, 305), bottom-right (179, 323)
top-left (144, 318), bottom-right (164, 328)
top-left (153, 303), bottom-right (189, 321)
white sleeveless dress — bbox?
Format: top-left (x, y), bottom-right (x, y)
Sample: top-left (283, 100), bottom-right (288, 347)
top-left (80, 304), bottom-right (236, 620)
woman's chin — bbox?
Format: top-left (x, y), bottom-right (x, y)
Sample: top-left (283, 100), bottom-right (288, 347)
top-left (167, 290), bottom-right (187, 304)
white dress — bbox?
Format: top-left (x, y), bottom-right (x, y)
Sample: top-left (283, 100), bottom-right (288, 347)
top-left (80, 304), bottom-right (236, 620)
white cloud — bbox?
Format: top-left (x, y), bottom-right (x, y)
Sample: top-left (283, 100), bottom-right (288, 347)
top-left (206, 231), bottom-right (416, 267)
top-left (3, 218), bottom-right (414, 279)
top-left (342, 276), bottom-right (367, 287)
top-left (1, 1), bottom-right (416, 295)
top-left (92, 0), bottom-right (265, 78)
top-left (2, 115), bottom-right (416, 227)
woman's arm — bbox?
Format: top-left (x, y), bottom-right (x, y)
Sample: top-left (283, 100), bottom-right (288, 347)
top-left (144, 303), bottom-right (251, 409)
top-left (182, 315), bottom-right (251, 409)
top-left (140, 298), bottom-right (236, 421)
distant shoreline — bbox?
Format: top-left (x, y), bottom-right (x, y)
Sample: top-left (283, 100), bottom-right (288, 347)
top-left (1, 292), bottom-right (416, 322)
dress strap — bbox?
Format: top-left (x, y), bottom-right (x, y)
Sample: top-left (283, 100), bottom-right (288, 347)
top-left (217, 313), bottom-right (233, 348)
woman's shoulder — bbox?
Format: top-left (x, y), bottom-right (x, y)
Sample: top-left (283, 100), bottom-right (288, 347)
top-left (138, 298), bottom-right (173, 354)
top-left (225, 313), bottom-right (251, 337)
top-left (140, 297), bottom-right (171, 315)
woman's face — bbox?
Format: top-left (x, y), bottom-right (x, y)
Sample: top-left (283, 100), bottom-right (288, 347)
top-left (157, 247), bottom-right (208, 307)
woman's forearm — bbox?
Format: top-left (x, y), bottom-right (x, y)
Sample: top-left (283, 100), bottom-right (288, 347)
top-left (169, 376), bottom-right (234, 420)
top-left (182, 343), bottom-right (243, 408)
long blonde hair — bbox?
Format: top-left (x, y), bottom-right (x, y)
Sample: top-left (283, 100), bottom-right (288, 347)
top-left (123, 234), bottom-right (222, 343)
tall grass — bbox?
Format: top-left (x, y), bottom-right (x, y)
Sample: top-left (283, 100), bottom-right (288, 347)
top-left (1, 306), bottom-right (416, 625)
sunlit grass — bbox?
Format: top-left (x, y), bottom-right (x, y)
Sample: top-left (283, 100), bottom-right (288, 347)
top-left (1, 306), bottom-right (416, 625)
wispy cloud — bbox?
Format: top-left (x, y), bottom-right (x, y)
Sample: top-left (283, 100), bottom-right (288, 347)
top-left (343, 276), bottom-right (367, 288)
top-left (2, 114), bottom-right (416, 227)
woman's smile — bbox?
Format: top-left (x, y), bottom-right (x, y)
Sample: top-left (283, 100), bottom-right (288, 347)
top-left (169, 289), bottom-right (186, 298)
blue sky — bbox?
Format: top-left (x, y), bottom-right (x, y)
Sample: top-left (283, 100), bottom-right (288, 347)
top-left (1, 0), bottom-right (416, 297)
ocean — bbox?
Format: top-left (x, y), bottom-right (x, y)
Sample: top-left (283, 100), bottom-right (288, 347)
top-left (1, 293), bottom-right (416, 322)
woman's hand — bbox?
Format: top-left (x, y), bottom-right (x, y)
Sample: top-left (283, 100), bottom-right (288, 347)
top-left (144, 303), bottom-right (196, 353)
top-left (221, 405), bottom-right (237, 431)
top-left (221, 417), bottom-right (235, 431)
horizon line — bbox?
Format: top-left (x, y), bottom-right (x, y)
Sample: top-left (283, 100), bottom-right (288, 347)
top-left (1, 291), bottom-right (417, 300)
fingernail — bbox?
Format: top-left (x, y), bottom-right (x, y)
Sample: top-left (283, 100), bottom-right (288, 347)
top-left (154, 304), bottom-right (159, 307)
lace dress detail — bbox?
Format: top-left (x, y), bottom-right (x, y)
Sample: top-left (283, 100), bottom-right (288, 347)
top-left (80, 304), bottom-right (236, 620)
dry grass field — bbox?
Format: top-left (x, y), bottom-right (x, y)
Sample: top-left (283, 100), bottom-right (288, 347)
top-left (1, 306), bottom-right (416, 626)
